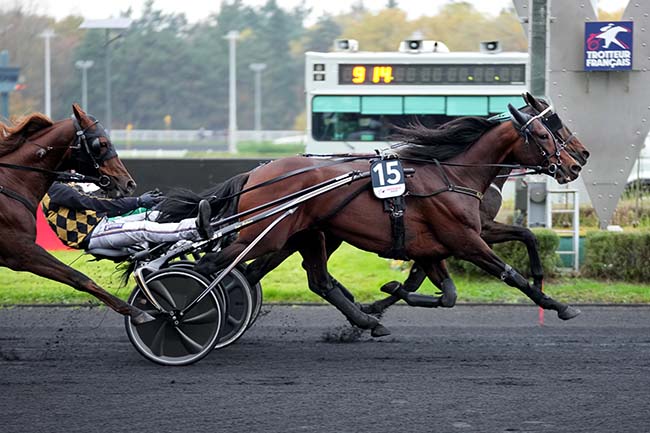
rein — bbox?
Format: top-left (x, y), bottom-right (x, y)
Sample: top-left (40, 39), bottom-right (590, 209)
top-left (0, 161), bottom-right (110, 185)
top-left (199, 155), bottom-right (374, 205)
top-left (190, 105), bottom-right (565, 208)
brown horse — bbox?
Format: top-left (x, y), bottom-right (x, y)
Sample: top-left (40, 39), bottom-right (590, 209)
top-left (357, 92), bottom-right (592, 315)
top-left (0, 105), bottom-right (153, 324)
top-left (160, 104), bottom-right (583, 336)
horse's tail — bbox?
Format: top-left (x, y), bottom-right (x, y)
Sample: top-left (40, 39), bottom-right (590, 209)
top-left (156, 172), bottom-right (250, 223)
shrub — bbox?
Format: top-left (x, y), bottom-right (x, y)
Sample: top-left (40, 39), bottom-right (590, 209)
top-left (582, 231), bottom-right (650, 282)
top-left (447, 228), bottom-right (561, 278)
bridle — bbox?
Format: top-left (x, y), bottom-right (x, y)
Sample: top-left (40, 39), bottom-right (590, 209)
top-left (517, 105), bottom-right (567, 176)
top-left (71, 115), bottom-right (117, 176)
top-left (0, 115), bottom-right (115, 214)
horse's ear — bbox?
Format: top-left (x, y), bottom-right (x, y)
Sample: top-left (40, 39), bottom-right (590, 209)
top-left (508, 103), bottom-right (532, 129)
top-left (523, 92), bottom-right (535, 105)
top-left (72, 103), bottom-right (86, 124)
top-left (523, 92), bottom-right (546, 111)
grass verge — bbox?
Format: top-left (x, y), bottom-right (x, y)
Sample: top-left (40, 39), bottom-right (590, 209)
top-left (1, 244), bottom-right (649, 305)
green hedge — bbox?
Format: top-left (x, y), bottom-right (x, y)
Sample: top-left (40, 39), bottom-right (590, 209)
top-left (447, 228), bottom-right (561, 278)
top-left (582, 231), bottom-right (650, 282)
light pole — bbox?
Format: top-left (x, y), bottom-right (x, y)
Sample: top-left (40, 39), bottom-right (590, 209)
top-left (75, 60), bottom-right (94, 111)
top-left (40, 29), bottom-right (55, 118)
top-left (224, 30), bottom-right (240, 153)
top-left (80, 18), bottom-right (132, 132)
top-left (249, 63), bottom-right (266, 142)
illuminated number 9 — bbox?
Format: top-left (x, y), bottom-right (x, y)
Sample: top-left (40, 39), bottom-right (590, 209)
top-left (352, 66), bottom-right (366, 84)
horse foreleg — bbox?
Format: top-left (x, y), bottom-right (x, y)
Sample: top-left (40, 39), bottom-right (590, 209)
top-left (4, 244), bottom-right (154, 324)
top-left (459, 236), bottom-right (580, 320)
top-left (481, 220), bottom-right (544, 291)
top-left (297, 231), bottom-right (390, 337)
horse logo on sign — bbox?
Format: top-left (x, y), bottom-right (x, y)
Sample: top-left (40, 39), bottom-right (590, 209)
top-left (584, 21), bottom-right (633, 71)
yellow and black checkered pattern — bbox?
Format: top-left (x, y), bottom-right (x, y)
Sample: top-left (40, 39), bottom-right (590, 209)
top-left (41, 194), bottom-right (100, 248)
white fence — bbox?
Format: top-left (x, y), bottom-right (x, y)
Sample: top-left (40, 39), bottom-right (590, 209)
top-left (110, 129), bottom-right (305, 144)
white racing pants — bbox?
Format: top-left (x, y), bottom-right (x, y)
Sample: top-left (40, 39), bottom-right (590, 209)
top-left (87, 210), bottom-right (201, 250)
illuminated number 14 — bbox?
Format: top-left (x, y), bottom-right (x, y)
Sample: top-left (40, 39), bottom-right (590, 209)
top-left (372, 66), bottom-right (394, 84)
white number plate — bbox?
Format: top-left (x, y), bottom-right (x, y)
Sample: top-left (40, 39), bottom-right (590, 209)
top-left (370, 159), bottom-right (406, 199)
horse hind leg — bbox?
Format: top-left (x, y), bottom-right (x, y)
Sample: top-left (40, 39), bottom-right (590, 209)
top-left (297, 231), bottom-right (390, 337)
top-left (362, 260), bottom-right (457, 315)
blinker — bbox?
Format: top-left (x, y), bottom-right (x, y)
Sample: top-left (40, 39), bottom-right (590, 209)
top-left (543, 113), bottom-right (562, 133)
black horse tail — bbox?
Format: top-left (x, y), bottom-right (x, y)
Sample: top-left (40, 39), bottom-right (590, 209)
top-left (156, 172), bottom-right (250, 223)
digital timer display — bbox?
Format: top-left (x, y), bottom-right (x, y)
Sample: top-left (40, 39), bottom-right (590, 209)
top-left (338, 63), bottom-right (525, 85)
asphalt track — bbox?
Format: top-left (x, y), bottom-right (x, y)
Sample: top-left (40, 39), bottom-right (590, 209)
top-left (1, 304), bottom-right (649, 433)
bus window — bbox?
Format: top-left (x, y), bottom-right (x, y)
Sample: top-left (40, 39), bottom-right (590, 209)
top-left (311, 112), bottom-right (456, 141)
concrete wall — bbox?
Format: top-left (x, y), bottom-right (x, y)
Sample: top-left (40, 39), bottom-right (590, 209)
top-left (123, 158), bottom-right (272, 194)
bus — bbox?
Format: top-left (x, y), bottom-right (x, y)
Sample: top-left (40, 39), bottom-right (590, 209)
top-left (304, 39), bottom-right (527, 154)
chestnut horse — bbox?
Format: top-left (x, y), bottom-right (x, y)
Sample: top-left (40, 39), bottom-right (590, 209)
top-left (0, 105), bottom-right (153, 325)
top-left (159, 104), bottom-right (583, 336)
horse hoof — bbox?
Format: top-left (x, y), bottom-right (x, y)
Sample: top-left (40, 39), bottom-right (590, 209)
top-left (371, 324), bottom-right (391, 338)
top-left (131, 311), bottom-right (156, 325)
top-left (440, 292), bottom-right (457, 308)
top-left (558, 305), bottom-right (581, 320)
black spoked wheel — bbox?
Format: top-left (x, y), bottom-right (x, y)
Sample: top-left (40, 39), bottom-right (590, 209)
top-left (165, 261), bottom-right (255, 349)
top-left (125, 268), bottom-right (222, 366)
top-left (231, 262), bottom-right (263, 329)
top-left (214, 267), bottom-right (254, 349)
top-left (248, 279), bottom-right (264, 328)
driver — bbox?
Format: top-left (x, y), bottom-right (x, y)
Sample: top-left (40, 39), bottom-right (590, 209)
top-left (41, 182), bottom-right (214, 251)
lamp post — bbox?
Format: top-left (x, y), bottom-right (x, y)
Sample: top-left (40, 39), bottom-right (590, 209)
top-left (249, 63), bottom-right (266, 142)
top-left (79, 18), bottom-right (132, 132)
top-left (224, 30), bottom-right (240, 153)
top-left (40, 29), bottom-right (55, 118)
top-left (75, 60), bottom-right (94, 111)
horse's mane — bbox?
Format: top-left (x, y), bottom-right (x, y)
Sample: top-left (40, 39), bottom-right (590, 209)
top-left (0, 113), bottom-right (54, 157)
top-left (393, 116), bottom-right (499, 160)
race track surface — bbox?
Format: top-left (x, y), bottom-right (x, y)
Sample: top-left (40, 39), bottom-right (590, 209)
top-left (1, 304), bottom-right (649, 433)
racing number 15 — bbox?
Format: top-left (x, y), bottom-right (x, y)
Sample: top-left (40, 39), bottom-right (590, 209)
top-left (372, 160), bottom-right (402, 186)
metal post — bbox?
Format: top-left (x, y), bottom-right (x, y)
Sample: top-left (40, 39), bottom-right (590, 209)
top-left (105, 29), bottom-right (112, 132)
top-left (249, 63), bottom-right (266, 142)
top-left (0, 50), bottom-right (8, 119)
top-left (75, 60), bottom-right (94, 111)
top-left (528, 0), bottom-right (548, 98)
top-left (225, 31), bottom-right (240, 154)
top-left (41, 29), bottom-right (55, 118)
top-left (573, 190), bottom-right (580, 272)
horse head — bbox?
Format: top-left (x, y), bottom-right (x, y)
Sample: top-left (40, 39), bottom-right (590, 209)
top-left (66, 104), bottom-right (136, 197)
top-left (522, 92), bottom-right (590, 166)
top-left (508, 104), bottom-right (581, 184)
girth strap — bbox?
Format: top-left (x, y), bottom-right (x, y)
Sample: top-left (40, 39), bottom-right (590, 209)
top-left (0, 185), bottom-right (37, 215)
top-left (382, 196), bottom-right (408, 260)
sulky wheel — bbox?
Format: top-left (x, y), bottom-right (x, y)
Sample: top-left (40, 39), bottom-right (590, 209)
top-left (125, 268), bottom-right (223, 366)
top-left (165, 261), bottom-right (256, 349)
top-left (248, 279), bottom-right (263, 328)
top-left (214, 267), bottom-right (253, 349)
top-left (226, 262), bottom-right (263, 329)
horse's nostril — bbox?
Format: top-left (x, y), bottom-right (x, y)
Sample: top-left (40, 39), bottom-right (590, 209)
top-left (571, 165), bottom-right (581, 173)
top-left (127, 180), bottom-right (137, 193)
top-left (582, 151), bottom-right (590, 160)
